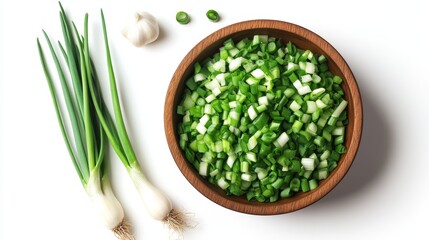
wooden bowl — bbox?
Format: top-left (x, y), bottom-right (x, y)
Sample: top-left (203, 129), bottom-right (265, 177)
top-left (164, 20), bottom-right (362, 215)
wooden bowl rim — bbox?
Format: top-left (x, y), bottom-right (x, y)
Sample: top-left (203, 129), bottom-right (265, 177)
top-left (164, 20), bottom-right (363, 215)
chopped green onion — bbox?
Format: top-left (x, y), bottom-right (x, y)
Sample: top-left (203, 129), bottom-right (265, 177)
top-left (176, 11), bottom-right (190, 24)
top-left (301, 179), bottom-right (310, 192)
top-left (301, 157), bottom-right (317, 171)
top-left (332, 99), bottom-right (348, 118)
top-left (274, 132), bottom-right (290, 148)
top-left (309, 179), bottom-right (318, 190)
top-left (176, 36), bottom-right (348, 202)
top-left (206, 9), bottom-right (220, 22)
top-left (290, 178), bottom-right (301, 192)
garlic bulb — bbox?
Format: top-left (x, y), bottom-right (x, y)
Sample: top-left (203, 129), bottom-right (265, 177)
top-left (122, 12), bottom-right (159, 47)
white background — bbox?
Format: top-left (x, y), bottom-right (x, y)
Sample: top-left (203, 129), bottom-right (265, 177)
top-left (1, 0), bottom-right (429, 239)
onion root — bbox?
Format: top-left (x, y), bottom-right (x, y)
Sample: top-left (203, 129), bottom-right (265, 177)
top-left (112, 218), bottom-right (135, 240)
top-left (163, 209), bottom-right (195, 236)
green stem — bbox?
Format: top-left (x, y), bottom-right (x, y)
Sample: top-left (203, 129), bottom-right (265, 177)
top-left (59, 3), bottom-right (84, 118)
top-left (42, 31), bottom-right (90, 181)
top-left (101, 10), bottom-right (138, 165)
top-left (88, 69), bottom-right (130, 168)
top-left (37, 38), bottom-right (86, 186)
top-left (83, 14), bottom-right (95, 170)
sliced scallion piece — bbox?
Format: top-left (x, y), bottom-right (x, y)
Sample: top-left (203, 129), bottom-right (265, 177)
top-left (176, 11), bottom-right (190, 24)
top-left (206, 9), bottom-right (220, 22)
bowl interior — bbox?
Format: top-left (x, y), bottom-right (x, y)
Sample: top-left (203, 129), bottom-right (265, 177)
top-left (164, 20), bottom-right (362, 215)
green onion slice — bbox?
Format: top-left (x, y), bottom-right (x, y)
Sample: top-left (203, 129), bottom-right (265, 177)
top-left (176, 11), bottom-right (190, 24)
top-left (206, 9), bottom-right (220, 22)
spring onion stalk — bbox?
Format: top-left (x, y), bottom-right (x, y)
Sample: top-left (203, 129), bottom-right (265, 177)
top-left (87, 10), bottom-right (190, 233)
top-left (176, 11), bottom-right (190, 24)
top-left (37, 3), bottom-right (132, 239)
top-left (177, 35), bottom-right (349, 202)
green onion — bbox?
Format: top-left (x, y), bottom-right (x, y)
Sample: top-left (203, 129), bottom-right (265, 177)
top-left (301, 179), bottom-right (310, 192)
top-left (176, 11), bottom-right (190, 24)
top-left (176, 35), bottom-right (348, 201)
top-left (37, 3), bottom-right (132, 238)
top-left (206, 9), bottom-right (220, 22)
top-left (332, 99), bottom-right (348, 118)
top-left (89, 9), bottom-right (191, 233)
